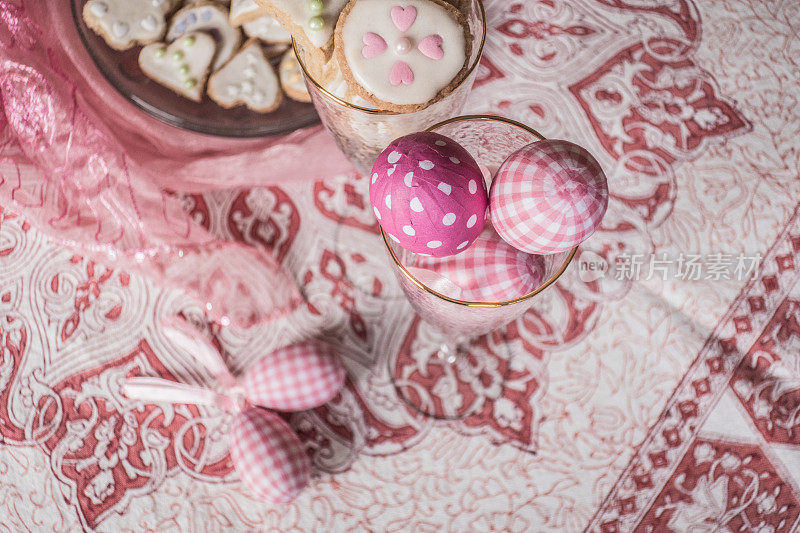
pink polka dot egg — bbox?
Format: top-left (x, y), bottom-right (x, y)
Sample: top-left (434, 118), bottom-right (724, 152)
top-left (370, 132), bottom-right (488, 258)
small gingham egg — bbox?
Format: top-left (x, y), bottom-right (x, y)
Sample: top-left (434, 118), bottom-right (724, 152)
top-left (414, 229), bottom-right (546, 301)
top-left (489, 140), bottom-right (608, 254)
top-left (230, 407), bottom-right (311, 503)
top-left (370, 132), bottom-right (488, 258)
top-left (241, 341), bottom-right (346, 412)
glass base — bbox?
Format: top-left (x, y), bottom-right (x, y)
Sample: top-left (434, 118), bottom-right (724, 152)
top-left (389, 334), bottom-right (510, 420)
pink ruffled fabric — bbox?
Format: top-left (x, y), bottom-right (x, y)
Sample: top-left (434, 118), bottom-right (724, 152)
top-left (0, 0), bottom-right (354, 327)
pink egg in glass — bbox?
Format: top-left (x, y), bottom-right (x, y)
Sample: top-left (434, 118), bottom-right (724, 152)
top-left (413, 228), bottom-right (546, 302)
top-left (490, 139), bottom-right (609, 254)
top-left (370, 132), bottom-right (488, 258)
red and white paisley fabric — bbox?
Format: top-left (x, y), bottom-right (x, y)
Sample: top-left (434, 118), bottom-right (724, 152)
top-left (0, 0), bottom-right (798, 531)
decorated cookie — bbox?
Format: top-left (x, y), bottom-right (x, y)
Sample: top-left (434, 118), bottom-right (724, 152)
top-left (139, 32), bottom-right (216, 101)
top-left (414, 229), bottom-right (547, 302)
top-left (335, 0), bottom-right (470, 111)
top-left (255, 0), bottom-right (349, 62)
top-left (83, 0), bottom-right (177, 51)
top-left (230, 0), bottom-right (264, 25)
top-left (243, 15), bottom-right (292, 42)
top-left (370, 132), bottom-right (487, 258)
top-left (490, 140), bottom-right (609, 254)
top-left (208, 39), bottom-right (283, 112)
top-left (279, 47), bottom-right (311, 102)
top-left (167, 2), bottom-right (243, 70)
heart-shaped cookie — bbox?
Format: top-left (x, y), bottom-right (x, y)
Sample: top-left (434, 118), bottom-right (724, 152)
top-left (167, 3), bottom-right (242, 70)
top-left (256, 0), bottom-right (349, 57)
top-left (243, 15), bottom-right (291, 43)
top-left (139, 32), bottom-right (216, 101)
top-left (208, 39), bottom-right (282, 112)
top-left (230, 0), bottom-right (264, 26)
top-left (83, 0), bottom-right (178, 50)
top-left (279, 47), bottom-right (311, 103)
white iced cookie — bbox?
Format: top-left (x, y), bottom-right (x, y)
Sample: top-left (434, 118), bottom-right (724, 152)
top-left (335, 0), bottom-right (469, 111)
top-left (243, 16), bottom-right (292, 43)
top-left (279, 47), bottom-right (311, 102)
top-left (257, 0), bottom-right (349, 51)
top-left (83, 0), bottom-right (177, 50)
top-left (230, 0), bottom-right (264, 25)
top-left (208, 39), bottom-right (282, 112)
top-left (139, 32), bottom-right (216, 101)
top-left (167, 3), bottom-right (242, 70)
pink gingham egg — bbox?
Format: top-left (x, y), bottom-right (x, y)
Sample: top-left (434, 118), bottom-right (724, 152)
top-left (370, 132), bottom-right (488, 258)
top-left (230, 407), bottom-right (311, 503)
top-left (489, 140), bottom-right (608, 254)
top-left (415, 229), bottom-right (546, 302)
top-left (241, 341), bottom-right (346, 412)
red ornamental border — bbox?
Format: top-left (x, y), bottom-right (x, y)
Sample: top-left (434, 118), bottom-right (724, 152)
top-left (587, 205), bottom-right (800, 532)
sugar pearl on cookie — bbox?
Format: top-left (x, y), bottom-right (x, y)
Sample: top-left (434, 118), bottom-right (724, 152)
top-left (489, 139), bottom-right (609, 254)
top-left (308, 16), bottom-right (324, 31)
top-left (307, 0), bottom-right (324, 15)
top-left (369, 132), bottom-right (487, 258)
top-left (395, 37), bottom-right (412, 55)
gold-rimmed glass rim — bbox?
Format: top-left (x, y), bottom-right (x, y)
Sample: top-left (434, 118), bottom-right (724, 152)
top-left (381, 114), bottom-right (578, 307)
top-left (292, 0), bottom-right (487, 116)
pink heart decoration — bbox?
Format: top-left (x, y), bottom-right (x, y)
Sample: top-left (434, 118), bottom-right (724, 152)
top-left (390, 5), bottom-right (417, 31)
top-left (230, 407), bottom-right (311, 503)
top-left (418, 34), bottom-right (444, 60)
top-left (389, 60), bottom-right (414, 86)
top-left (362, 32), bottom-right (388, 59)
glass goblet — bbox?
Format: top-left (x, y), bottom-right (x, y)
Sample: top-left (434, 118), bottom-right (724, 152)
top-left (382, 115), bottom-right (577, 419)
top-left (293, 0), bottom-right (486, 176)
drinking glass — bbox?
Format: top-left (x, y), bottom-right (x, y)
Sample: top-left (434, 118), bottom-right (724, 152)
top-left (382, 115), bottom-right (577, 419)
top-left (293, 0), bottom-right (486, 176)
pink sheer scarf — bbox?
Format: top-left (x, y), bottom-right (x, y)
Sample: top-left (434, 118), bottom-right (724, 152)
top-left (0, 0), bottom-right (354, 327)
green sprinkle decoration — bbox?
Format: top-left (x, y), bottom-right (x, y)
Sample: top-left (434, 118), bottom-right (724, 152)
top-left (308, 15), bottom-right (324, 31)
top-left (183, 35), bottom-right (196, 47)
top-left (154, 47), bottom-right (166, 58)
top-left (307, 0), bottom-right (323, 15)
top-left (172, 50), bottom-right (184, 61)
top-left (184, 78), bottom-right (197, 89)
top-left (179, 64), bottom-right (190, 76)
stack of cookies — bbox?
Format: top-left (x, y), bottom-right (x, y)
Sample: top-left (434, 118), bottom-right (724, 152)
top-left (83, 0), bottom-right (473, 114)
top-left (83, 0), bottom-right (312, 112)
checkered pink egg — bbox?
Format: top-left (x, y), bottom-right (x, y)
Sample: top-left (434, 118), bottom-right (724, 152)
top-left (230, 407), bottom-right (311, 503)
top-left (414, 229), bottom-right (546, 301)
top-left (490, 140), bottom-right (609, 254)
top-left (370, 132), bottom-right (488, 258)
top-left (241, 341), bottom-right (346, 412)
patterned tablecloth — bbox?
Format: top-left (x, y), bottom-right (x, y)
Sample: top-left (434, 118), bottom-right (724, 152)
top-left (1, 0), bottom-right (799, 530)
